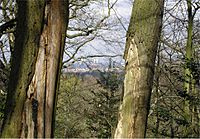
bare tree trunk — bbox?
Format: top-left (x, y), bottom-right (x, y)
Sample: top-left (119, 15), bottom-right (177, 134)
top-left (183, 0), bottom-right (194, 136)
top-left (1, 0), bottom-right (69, 138)
top-left (114, 0), bottom-right (164, 138)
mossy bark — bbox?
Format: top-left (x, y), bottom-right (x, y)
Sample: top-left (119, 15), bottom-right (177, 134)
top-left (1, 0), bottom-right (69, 138)
top-left (183, 0), bottom-right (195, 136)
top-left (1, 0), bottom-right (45, 137)
top-left (184, 0), bottom-right (193, 95)
top-left (114, 0), bottom-right (164, 138)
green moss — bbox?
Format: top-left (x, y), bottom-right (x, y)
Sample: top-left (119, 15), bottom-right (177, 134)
top-left (1, 1), bottom-right (45, 138)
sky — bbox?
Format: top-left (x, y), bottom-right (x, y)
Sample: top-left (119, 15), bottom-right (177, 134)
top-left (64, 0), bottom-right (133, 66)
top-left (70, 0), bottom-right (200, 66)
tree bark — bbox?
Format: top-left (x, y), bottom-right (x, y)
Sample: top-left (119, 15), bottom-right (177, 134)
top-left (114, 0), bottom-right (164, 138)
top-left (183, 0), bottom-right (198, 137)
top-left (0, 0), bottom-right (69, 138)
top-left (184, 0), bottom-right (193, 97)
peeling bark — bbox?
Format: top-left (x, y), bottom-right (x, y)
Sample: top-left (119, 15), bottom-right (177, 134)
top-left (1, 0), bottom-right (69, 138)
top-left (114, 0), bottom-right (164, 138)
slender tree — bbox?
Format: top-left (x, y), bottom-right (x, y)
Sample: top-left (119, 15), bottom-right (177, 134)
top-left (0, 0), bottom-right (69, 138)
top-left (183, 0), bottom-right (193, 136)
top-left (183, 0), bottom-right (200, 136)
top-left (114, 0), bottom-right (164, 138)
top-left (184, 0), bottom-right (193, 113)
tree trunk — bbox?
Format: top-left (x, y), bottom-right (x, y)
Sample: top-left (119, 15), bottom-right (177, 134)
top-left (114, 0), bottom-right (164, 138)
top-left (183, 0), bottom-right (194, 136)
top-left (1, 0), bottom-right (69, 138)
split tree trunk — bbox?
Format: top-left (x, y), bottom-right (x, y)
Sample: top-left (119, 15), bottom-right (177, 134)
top-left (114, 0), bottom-right (164, 138)
top-left (1, 0), bottom-right (69, 138)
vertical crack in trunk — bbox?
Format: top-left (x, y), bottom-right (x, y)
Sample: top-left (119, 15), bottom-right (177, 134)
top-left (21, 2), bottom-right (49, 138)
top-left (21, 0), bottom-right (68, 138)
top-left (1, 0), bottom-right (68, 138)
